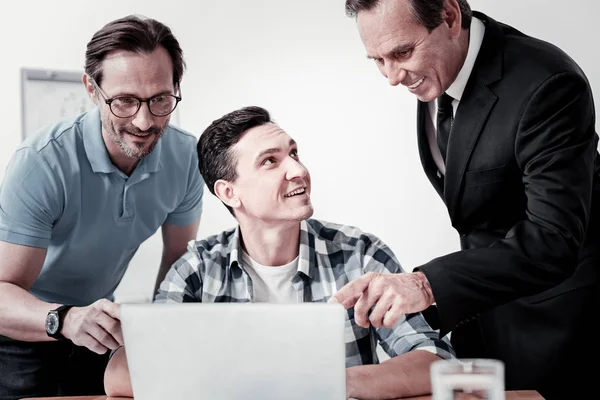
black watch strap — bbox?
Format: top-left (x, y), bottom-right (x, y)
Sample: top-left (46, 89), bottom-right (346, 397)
top-left (46, 304), bottom-right (74, 340)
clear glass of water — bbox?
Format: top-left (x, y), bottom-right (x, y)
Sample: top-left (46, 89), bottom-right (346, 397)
top-left (431, 358), bottom-right (505, 400)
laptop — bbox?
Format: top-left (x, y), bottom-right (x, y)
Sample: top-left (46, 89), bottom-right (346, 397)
top-left (120, 302), bottom-right (347, 400)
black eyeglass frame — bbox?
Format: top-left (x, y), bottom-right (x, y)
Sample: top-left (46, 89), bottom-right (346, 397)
top-left (90, 78), bottom-right (182, 119)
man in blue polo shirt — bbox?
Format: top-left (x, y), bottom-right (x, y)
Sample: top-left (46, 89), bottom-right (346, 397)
top-left (0, 15), bottom-right (203, 399)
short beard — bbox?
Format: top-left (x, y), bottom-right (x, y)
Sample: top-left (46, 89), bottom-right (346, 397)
top-left (108, 121), bottom-right (167, 160)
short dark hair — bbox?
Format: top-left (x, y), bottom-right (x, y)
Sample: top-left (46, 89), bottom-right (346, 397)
top-left (84, 15), bottom-right (185, 88)
top-left (345, 0), bottom-right (472, 31)
top-left (198, 106), bottom-right (273, 215)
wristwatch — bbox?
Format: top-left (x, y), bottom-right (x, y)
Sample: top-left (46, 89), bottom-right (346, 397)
top-left (45, 305), bottom-right (73, 340)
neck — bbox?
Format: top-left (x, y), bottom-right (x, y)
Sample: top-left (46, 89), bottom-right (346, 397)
top-left (238, 219), bottom-right (301, 266)
top-left (454, 29), bottom-right (471, 81)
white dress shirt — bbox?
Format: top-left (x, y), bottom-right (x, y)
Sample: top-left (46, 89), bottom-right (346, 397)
top-left (426, 17), bottom-right (486, 176)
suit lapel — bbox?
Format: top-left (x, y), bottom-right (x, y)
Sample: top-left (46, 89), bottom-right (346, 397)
top-left (444, 85), bottom-right (497, 218)
top-left (443, 12), bottom-right (504, 221)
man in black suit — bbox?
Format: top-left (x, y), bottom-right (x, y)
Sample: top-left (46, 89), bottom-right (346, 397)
top-left (331, 0), bottom-right (599, 398)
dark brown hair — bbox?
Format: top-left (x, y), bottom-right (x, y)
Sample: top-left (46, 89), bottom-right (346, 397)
top-left (84, 15), bottom-right (185, 88)
top-left (345, 0), bottom-right (472, 31)
top-left (198, 106), bottom-right (273, 215)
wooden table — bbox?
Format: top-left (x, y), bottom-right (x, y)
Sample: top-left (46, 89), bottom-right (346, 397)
top-left (22, 390), bottom-right (544, 399)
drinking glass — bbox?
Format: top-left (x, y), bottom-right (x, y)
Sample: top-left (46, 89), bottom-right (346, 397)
top-left (431, 358), bottom-right (505, 400)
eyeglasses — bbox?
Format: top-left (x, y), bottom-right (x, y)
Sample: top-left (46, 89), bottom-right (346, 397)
top-left (90, 78), bottom-right (182, 118)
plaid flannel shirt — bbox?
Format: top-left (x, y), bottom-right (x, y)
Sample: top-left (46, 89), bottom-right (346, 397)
top-left (156, 218), bottom-right (455, 366)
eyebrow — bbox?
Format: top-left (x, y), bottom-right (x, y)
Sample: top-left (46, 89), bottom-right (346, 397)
top-left (366, 44), bottom-right (412, 60)
top-left (109, 89), bottom-right (175, 98)
top-left (254, 138), bottom-right (297, 164)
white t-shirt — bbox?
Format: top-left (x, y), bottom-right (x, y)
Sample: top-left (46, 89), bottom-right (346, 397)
top-left (241, 250), bottom-right (300, 303)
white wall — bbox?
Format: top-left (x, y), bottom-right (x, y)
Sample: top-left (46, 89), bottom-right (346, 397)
top-left (1, 0), bottom-right (598, 302)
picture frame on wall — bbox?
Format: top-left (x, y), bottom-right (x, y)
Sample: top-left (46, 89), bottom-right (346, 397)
top-left (20, 68), bottom-right (94, 140)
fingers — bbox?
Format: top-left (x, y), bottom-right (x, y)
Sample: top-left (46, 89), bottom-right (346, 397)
top-left (382, 298), bottom-right (404, 329)
top-left (99, 299), bottom-right (121, 320)
top-left (356, 272), bottom-right (393, 328)
top-left (353, 293), bottom-right (371, 328)
top-left (95, 311), bottom-right (123, 348)
top-left (85, 314), bottom-right (120, 351)
top-left (92, 300), bottom-right (123, 348)
top-left (79, 332), bottom-right (109, 355)
top-left (329, 273), bottom-right (376, 308)
top-left (354, 280), bottom-right (385, 328)
top-left (368, 292), bottom-right (395, 328)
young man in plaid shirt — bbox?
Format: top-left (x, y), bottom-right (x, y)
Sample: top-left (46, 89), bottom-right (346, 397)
top-left (104, 106), bottom-right (454, 399)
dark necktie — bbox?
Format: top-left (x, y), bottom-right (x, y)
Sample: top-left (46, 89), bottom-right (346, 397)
top-left (436, 92), bottom-right (454, 163)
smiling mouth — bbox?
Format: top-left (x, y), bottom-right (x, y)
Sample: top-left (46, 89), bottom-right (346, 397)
top-left (127, 131), bottom-right (152, 138)
top-left (284, 188), bottom-right (306, 197)
top-left (407, 77), bottom-right (425, 90)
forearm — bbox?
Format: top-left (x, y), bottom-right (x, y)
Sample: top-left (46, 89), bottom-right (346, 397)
top-left (0, 282), bottom-right (60, 341)
top-left (346, 350), bottom-right (441, 399)
top-left (104, 346), bottom-right (133, 397)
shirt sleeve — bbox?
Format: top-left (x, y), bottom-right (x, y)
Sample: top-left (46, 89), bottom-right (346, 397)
top-left (165, 148), bottom-right (204, 226)
top-left (362, 235), bottom-right (455, 360)
top-left (154, 247), bottom-right (203, 303)
top-left (0, 148), bottom-right (63, 248)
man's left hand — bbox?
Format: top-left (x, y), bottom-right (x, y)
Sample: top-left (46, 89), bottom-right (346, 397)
top-left (329, 271), bottom-right (435, 328)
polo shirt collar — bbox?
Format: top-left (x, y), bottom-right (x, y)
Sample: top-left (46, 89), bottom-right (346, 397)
top-left (82, 108), bottom-right (117, 173)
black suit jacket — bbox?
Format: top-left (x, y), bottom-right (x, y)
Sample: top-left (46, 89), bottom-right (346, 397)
top-left (417, 12), bottom-right (600, 399)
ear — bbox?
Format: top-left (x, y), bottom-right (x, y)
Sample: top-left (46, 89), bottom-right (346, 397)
top-left (442, 0), bottom-right (462, 35)
top-left (82, 74), bottom-right (99, 105)
top-left (214, 179), bottom-right (241, 209)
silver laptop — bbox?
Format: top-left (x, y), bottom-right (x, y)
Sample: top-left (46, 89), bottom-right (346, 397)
top-left (121, 302), bottom-right (346, 400)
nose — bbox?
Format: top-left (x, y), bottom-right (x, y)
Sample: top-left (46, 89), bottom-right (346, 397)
top-left (285, 158), bottom-right (308, 181)
top-left (383, 62), bottom-right (407, 87)
top-left (131, 104), bottom-right (154, 132)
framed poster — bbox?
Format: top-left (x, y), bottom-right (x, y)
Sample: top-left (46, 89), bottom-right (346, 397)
top-left (20, 68), bottom-right (95, 140)
top-left (20, 67), bottom-right (181, 140)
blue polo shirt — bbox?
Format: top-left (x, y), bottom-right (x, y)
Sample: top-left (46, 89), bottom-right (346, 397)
top-left (0, 108), bottom-right (204, 306)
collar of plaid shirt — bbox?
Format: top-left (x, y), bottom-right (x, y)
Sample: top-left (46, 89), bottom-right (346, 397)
top-left (223, 219), bottom-right (338, 303)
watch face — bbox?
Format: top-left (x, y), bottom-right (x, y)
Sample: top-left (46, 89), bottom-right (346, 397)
top-left (46, 312), bottom-right (60, 335)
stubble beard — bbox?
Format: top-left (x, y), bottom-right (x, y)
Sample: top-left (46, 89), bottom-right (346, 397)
top-left (108, 120), bottom-right (167, 160)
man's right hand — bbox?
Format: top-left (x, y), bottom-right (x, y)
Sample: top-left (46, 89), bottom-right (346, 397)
top-left (61, 298), bottom-right (123, 354)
